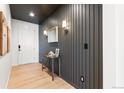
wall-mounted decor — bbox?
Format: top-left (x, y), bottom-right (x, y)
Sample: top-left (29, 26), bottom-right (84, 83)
top-left (62, 20), bottom-right (68, 33)
top-left (43, 30), bottom-right (48, 38)
top-left (48, 26), bottom-right (58, 43)
top-left (0, 11), bottom-right (10, 56)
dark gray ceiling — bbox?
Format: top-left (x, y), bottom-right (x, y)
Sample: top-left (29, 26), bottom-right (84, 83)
top-left (10, 4), bottom-right (61, 24)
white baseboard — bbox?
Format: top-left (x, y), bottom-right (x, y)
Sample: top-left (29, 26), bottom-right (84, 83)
top-left (5, 66), bottom-right (12, 89)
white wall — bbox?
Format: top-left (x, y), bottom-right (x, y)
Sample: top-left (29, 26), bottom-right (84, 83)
top-left (11, 19), bottom-right (39, 66)
top-left (114, 5), bottom-right (124, 88)
top-left (103, 4), bottom-right (124, 89)
top-left (103, 5), bottom-right (117, 89)
top-left (0, 4), bottom-right (12, 88)
top-left (11, 19), bottom-right (18, 66)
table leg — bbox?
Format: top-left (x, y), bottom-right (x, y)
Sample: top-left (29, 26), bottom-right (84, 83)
top-left (48, 58), bottom-right (51, 72)
top-left (52, 58), bottom-right (54, 81)
top-left (59, 58), bottom-right (61, 76)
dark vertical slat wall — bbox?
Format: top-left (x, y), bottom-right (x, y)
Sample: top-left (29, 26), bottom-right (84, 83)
top-left (39, 4), bottom-right (102, 89)
top-left (85, 4), bottom-right (90, 88)
top-left (98, 4), bottom-right (103, 89)
top-left (82, 4), bottom-right (86, 89)
top-left (94, 5), bottom-right (99, 88)
top-left (89, 4), bottom-right (94, 89)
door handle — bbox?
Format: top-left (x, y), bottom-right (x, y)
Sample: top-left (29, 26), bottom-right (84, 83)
top-left (18, 45), bottom-right (21, 51)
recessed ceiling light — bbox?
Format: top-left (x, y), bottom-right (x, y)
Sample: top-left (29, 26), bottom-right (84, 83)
top-left (29, 12), bottom-right (35, 17)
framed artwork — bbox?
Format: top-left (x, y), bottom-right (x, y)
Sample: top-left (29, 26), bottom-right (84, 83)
top-left (0, 11), bottom-right (10, 56)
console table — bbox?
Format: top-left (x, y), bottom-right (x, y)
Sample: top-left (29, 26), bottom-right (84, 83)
top-left (42, 55), bottom-right (61, 81)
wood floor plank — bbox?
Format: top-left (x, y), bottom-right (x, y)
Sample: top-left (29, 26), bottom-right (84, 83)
top-left (8, 63), bottom-right (74, 89)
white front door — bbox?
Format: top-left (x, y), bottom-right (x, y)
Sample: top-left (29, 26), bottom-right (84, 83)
top-left (18, 26), bottom-right (35, 65)
top-left (11, 19), bottom-right (39, 66)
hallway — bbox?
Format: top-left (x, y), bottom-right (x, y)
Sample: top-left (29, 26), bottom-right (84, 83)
top-left (8, 63), bottom-right (74, 89)
top-left (0, 4), bottom-right (103, 89)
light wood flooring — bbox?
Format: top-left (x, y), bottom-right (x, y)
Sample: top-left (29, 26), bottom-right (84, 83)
top-left (8, 63), bottom-right (74, 89)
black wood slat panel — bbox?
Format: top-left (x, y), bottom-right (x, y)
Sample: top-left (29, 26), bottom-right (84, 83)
top-left (68, 4), bottom-right (72, 83)
top-left (82, 4), bottom-right (86, 88)
top-left (39, 4), bottom-right (103, 89)
top-left (76, 4), bottom-right (78, 87)
top-left (98, 4), bottom-right (103, 89)
top-left (73, 4), bottom-right (77, 85)
top-left (79, 4), bottom-right (82, 88)
top-left (76, 4), bottom-right (80, 88)
top-left (94, 5), bottom-right (99, 88)
top-left (89, 4), bottom-right (94, 89)
top-left (65, 5), bottom-right (68, 81)
top-left (72, 4), bottom-right (74, 84)
top-left (64, 5), bottom-right (67, 80)
top-left (85, 4), bottom-right (90, 89)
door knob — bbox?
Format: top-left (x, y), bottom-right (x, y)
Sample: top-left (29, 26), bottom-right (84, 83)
top-left (18, 45), bottom-right (21, 51)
